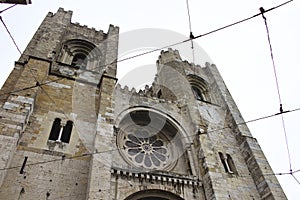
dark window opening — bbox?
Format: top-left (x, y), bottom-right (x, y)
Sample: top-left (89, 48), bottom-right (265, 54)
top-left (157, 90), bottom-right (162, 98)
top-left (49, 118), bottom-right (61, 141)
top-left (191, 86), bottom-right (204, 101)
top-left (219, 152), bottom-right (238, 175)
top-left (49, 119), bottom-right (73, 143)
top-left (226, 154), bottom-right (238, 174)
top-left (219, 152), bottom-right (229, 173)
top-left (61, 120), bottom-right (73, 143)
top-left (71, 53), bottom-right (87, 68)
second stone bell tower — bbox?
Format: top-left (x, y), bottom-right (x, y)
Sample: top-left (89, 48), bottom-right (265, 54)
top-left (0, 8), bottom-right (286, 200)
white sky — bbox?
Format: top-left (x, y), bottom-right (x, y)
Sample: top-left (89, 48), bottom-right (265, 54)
top-left (0, 0), bottom-right (299, 199)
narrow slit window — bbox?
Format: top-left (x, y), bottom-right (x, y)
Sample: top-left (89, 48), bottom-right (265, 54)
top-left (226, 154), bottom-right (238, 174)
top-left (61, 120), bottom-right (73, 143)
top-left (49, 118), bottom-right (61, 141)
top-left (219, 152), bottom-right (229, 173)
top-left (157, 90), bottom-right (162, 98)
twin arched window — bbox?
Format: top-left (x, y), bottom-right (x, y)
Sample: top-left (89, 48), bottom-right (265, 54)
top-left (49, 118), bottom-right (73, 143)
top-left (219, 152), bottom-right (238, 175)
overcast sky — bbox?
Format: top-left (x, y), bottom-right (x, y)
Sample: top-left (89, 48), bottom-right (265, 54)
top-left (0, 0), bottom-right (299, 199)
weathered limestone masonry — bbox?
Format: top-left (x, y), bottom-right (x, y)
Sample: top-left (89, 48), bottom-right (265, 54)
top-left (0, 8), bottom-right (286, 200)
top-left (0, 8), bottom-right (118, 200)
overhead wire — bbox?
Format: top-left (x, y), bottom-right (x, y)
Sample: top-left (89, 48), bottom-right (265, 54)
top-left (0, 0), bottom-right (296, 171)
top-left (86, 0), bottom-right (293, 73)
top-left (0, 147), bottom-right (122, 171)
top-left (0, 4), bottom-right (17, 13)
top-left (0, 106), bottom-right (300, 172)
top-left (187, 106), bottom-right (300, 148)
top-left (185, 0), bottom-right (195, 65)
top-left (0, 77), bottom-right (65, 97)
top-left (0, 6), bottom-right (22, 61)
top-left (0, 15), bottom-right (21, 54)
top-left (0, 0), bottom-right (297, 192)
top-left (0, 0), bottom-right (293, 98)
top-left (260, 6), bottom-right (293, 173)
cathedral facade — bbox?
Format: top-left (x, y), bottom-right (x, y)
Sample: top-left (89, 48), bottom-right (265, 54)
top-left (0, 8), bottom-right (286, 200)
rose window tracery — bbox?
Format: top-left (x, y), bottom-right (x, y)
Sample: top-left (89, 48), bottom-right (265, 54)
top-left (124, 130), bottom-right (169, 168)
top-left (117, 110), bottom-right (181, 170)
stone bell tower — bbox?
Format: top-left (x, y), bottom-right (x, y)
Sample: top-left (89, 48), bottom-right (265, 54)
top-left (0, 8), bottom-right (119, 199)
top-left (0, 8), bottom-right (286, 200)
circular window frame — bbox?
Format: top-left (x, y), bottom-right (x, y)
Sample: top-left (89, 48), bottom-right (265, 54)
top-left (116, 110), bottom-right (184, 171)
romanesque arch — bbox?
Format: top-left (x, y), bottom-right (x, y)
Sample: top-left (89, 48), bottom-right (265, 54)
top-left (124, 189), bottom-right (184, 200)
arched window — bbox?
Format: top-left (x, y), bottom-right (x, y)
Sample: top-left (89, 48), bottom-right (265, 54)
top-left (191, 85), bottom-right (204, 101)
top-left (49, 118), bottom-right (61, 141)
top-left (117, 110), bottom-right (181, 171)
top-left (219, 152), bottom-right (238, 175)
top-left (219, 152), bottom-right (229, 173)
top-left (71, 53), bottom-right (87, 68)
top-left (188, 74), bottom-right (209, 102)
top-left (61, 120), bottom-right (73, 143)
top-left (58, 39), bottom-right (102, 71)
top-left (226, 154), bottom-right (238, 174)
top-left (48, 119), bottom-right (73, 143)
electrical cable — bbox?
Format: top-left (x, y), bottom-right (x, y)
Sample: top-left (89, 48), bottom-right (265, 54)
top-left (197, 106), bottom-right (299, 151)
top-left (0, 0), bottom-right (293, 99)
top-left (260, 6), bottom-right (293, 173)
top-left (0, 1), bottom-right (297, 193)
top-left (0, 15), bottom-right (21, 54)
top-left (291, 174), bottom-right (300, 185)
top-left (280, 115), bottom-right (293, 172)
top-left (193, 0), bottom-right (293, 40)
top-left (0, 147), bottom-right (122, 171)
top-left (0, 106), bottom-right (300, 172)
top-left (87, 0), bottom-right (293, 73)
top-left (185, 0), bottom-right (195, 65)
top-left (0, 77), bottom-right (65, 97)
top-left (0, 4), bottom-right (17, 13)
top-left (260, 7), bottom-right (283, 109)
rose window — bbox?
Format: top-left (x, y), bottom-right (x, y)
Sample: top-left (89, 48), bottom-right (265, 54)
top-left (123, 129), bottom-right (170, 169)
top-left (117, 110), bottom-right (180, 170)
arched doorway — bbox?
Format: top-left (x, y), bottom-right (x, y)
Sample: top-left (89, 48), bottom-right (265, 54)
top-left (124, 189), bottom-right (184, 200)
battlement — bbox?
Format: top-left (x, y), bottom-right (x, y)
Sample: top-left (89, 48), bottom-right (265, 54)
top-left (48, 7), bottom-right (73, 21)
top-left (115, 83), bottom-right (154, 99)
top-left (46, 8), bottom-right (119, 40)
top-left (157, 48), bottom-right (182, 64)
top-left (73, 22), bottom-right (103, 33)
top-left (114, 83), bottom-right (183, 108)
